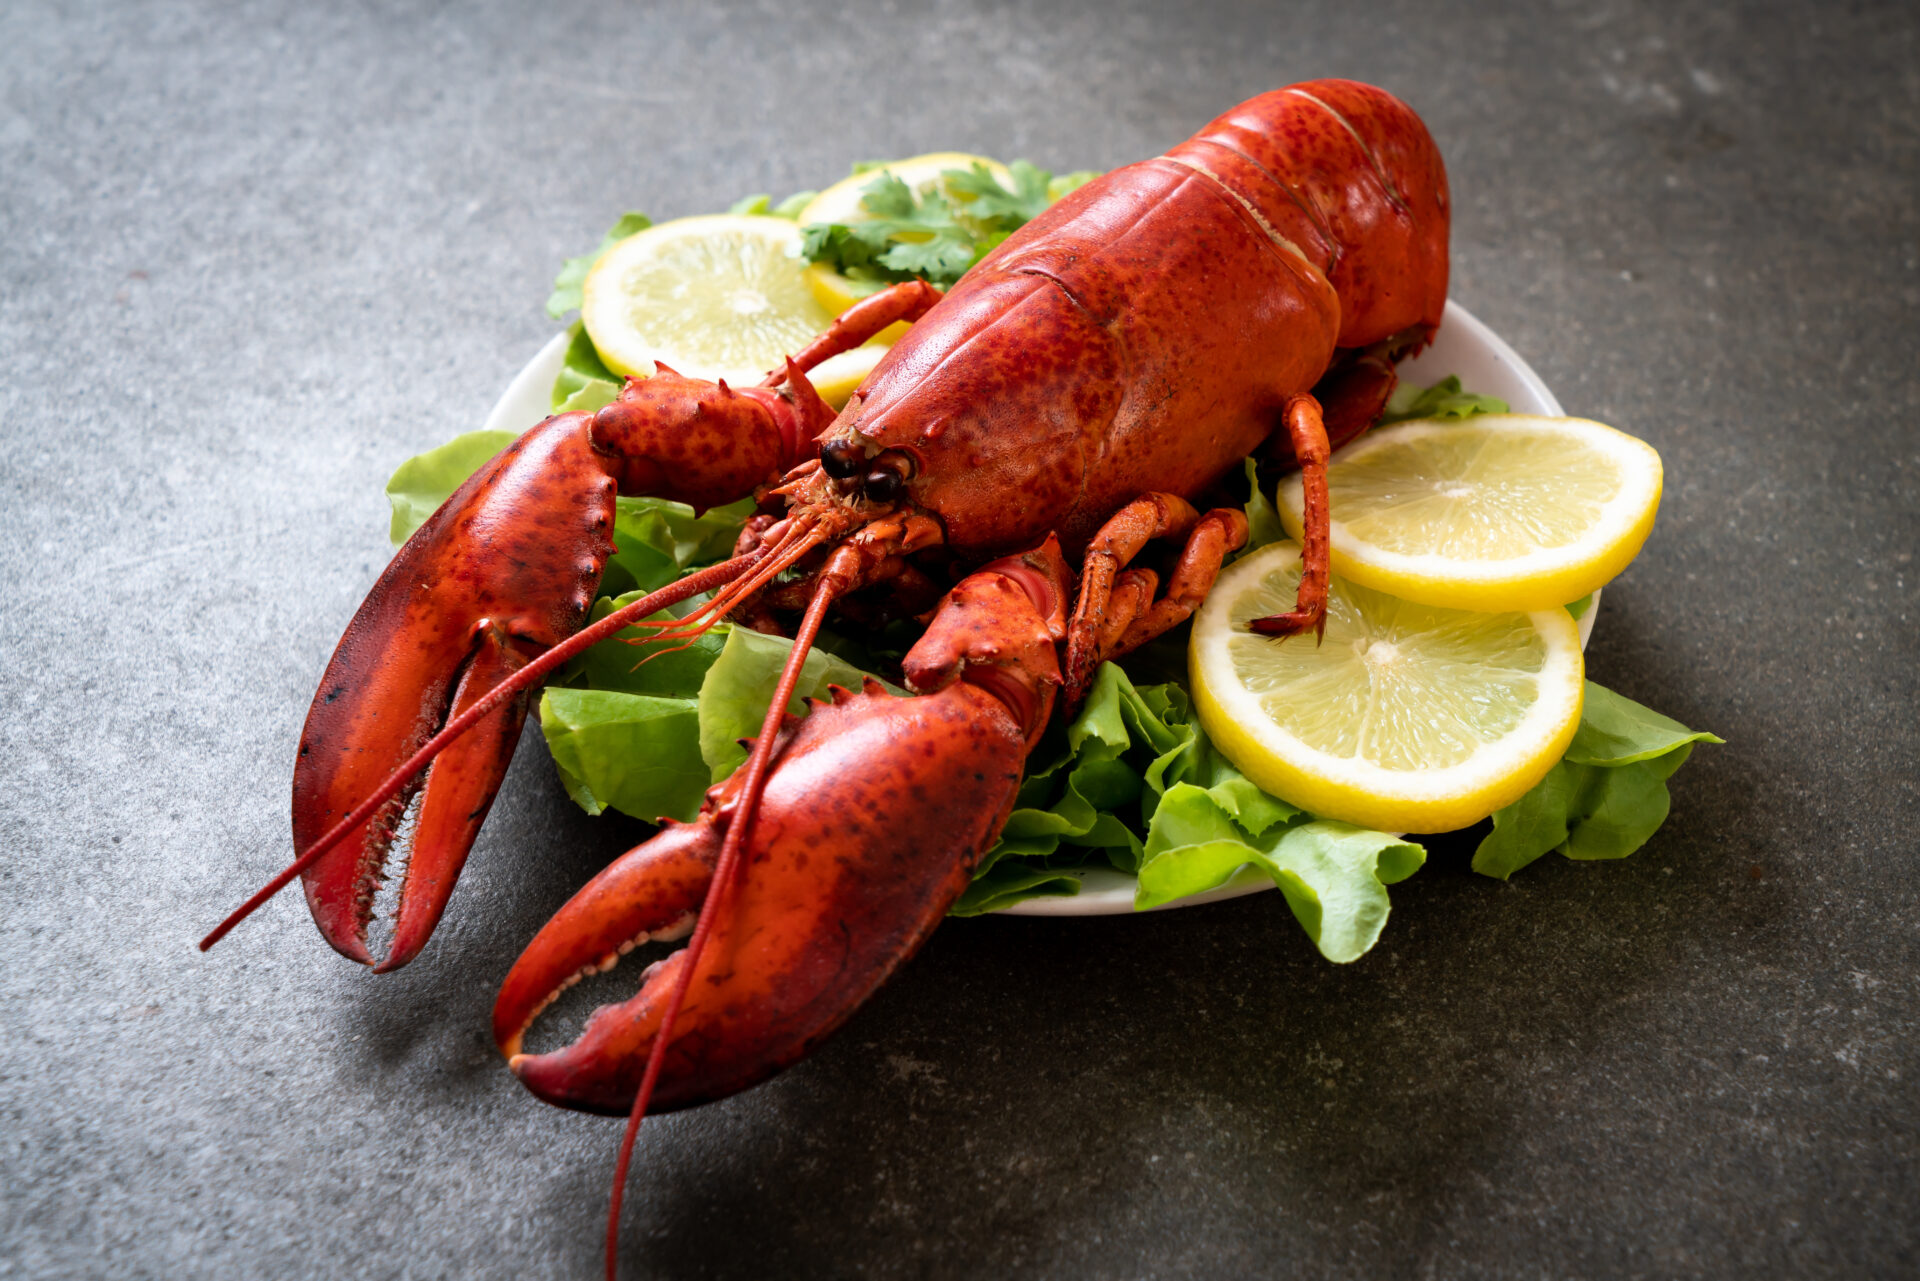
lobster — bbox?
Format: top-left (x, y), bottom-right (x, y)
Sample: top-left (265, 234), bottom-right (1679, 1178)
top-left (203, 78), bottom-right (1449, 1274)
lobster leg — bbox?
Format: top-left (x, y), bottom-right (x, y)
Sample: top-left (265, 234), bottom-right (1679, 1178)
top-left (1104, 509), bottom-right (1251, 663)
top-left (1249, 394), bottom-right (1331, 639)
top-left (785, 278), bottom-right (943, 371)
top-left (1063, 495), bottom-right (1250, 702)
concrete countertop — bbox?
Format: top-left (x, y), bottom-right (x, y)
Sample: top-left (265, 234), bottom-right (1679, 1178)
top-left (3, 1), bottom-right (1915, 1276)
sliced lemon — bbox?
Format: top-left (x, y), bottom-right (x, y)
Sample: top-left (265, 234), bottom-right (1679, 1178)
top-left (804, 343), bottom-right (889, 410)
top-left (1277, 414), bottom-right (1662, 612)
top-left (581, 215), bottom-right (834, 384)
top-left (1190, 542), bottom-right (1584, 833)
top-left (798, 153), bottom-right (1015, 325)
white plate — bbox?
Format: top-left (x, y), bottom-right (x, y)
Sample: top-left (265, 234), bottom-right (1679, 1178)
top-left (483, 299), bottom-right (1586, 918)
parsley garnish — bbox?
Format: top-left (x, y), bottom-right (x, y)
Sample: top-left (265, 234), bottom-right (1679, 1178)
top-left (800, 160), bottom-right (1099, 294)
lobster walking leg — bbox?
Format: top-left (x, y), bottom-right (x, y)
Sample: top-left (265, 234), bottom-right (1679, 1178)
top-left (785, 278), bottom-right (943, 371)
top-left (1063, 495), bottom-right (1251, 702)
top-left (1249, 395), bottom-right (1331, 640)
top-left (1107, 509), bottom-right (1251, 656)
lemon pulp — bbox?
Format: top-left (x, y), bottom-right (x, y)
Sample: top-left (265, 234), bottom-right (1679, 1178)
top-left (1278, 414), bottom-right (1662, 612)
top-left (581, 215), bottom-right (834, 385)
top-left (1191, 543), bottom-right (1584, 833)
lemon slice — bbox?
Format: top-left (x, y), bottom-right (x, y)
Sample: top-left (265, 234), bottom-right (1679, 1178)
top-left (798, 153), bottom-right (1014, 323)
top-left (804, 343), bottom-right (889, 410)
top-left (1277, 414), bottom-right (1662, 612)
top-left (581, 215), bottom-right (835, 384)
top-left (1190, 543), bottom-right (1584, 833)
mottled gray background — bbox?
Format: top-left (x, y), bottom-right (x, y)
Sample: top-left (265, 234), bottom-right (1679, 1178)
top-left (3, 0), bottom-right (1916, 1277)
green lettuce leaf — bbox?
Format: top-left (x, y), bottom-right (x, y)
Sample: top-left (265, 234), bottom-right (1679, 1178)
top-left (552, 321), bottom-right (622, 413)
top-left (971, 662), bottom-right (1421, 959)
top-left (557, 590), bottom-right (731, 700)
top-left (695, 627), bottom-right (905, 783)
top-left (1239, 455), bottom-right (1286, 554)
top-left (546, 212), bottom-right (651, 319)
top-left (951, 861), bottom-right (1083, 915)
top-left (539, 688), bottom-right (708, 821)
top-left (383, 429), bottom-right (519, 544)
top-left (601, 496), bottom-right (755, 600)
top-left (1136, 795), bottom-right (1423, 963)
top-left (1473, 682), bottom-right (1721, 879)
top-left (1378, 375), bottom-right (1509, 424)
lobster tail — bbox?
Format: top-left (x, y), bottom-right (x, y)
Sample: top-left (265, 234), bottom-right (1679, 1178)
top-left (1169, 78), bottom-right (1449, 349)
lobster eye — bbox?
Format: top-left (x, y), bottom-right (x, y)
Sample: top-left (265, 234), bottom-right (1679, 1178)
top-left (820, 438), bottom-right (865, 480)
top-left (861, 452), bottom-right (914, 503)
top-left (862, 469), bottom-right (904, 503)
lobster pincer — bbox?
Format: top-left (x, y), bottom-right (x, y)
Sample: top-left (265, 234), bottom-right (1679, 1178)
top-left (278, 282), bottom-right (947, 971)
top-left (491, 539), bottom-right (1070, 1114)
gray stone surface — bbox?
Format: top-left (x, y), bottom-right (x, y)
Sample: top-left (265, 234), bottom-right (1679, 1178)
top-left (3, 0), bottom-right (1916, 1276)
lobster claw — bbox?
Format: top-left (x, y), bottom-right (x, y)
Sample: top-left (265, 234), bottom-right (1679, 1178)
top-left (293, 414), bottom-right (617, 970)
top-left (493, 540), bottom-right (1070, 1114)
top-left (493, 678), bottom-right (1027, 1113)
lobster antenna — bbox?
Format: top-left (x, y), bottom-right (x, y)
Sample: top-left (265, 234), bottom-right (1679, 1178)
top-left (198, 550), bottom-right (765, 953)
top-left (629, 513), bottom-right (824, 638)
top-left (602, 574), bottom-right (845, 1281)
top-left (634, 526), bottom-right (829, 649)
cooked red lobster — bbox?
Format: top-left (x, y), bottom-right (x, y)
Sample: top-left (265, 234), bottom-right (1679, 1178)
top-left (206, 78), bottom-right (1448, 1271)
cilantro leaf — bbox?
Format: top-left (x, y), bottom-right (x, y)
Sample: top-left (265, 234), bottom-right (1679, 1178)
top-left (799, 159), bottom-right (1102, 291)
top-left (943, 160), bottom-right (1053, 228)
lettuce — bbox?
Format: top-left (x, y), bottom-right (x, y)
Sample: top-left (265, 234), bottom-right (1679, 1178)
top-left (546, 212), bottom-right (651, 319)
top-left (951, 663), bottom-right (1421, 963)
top-left (541, 689), bottom-right (707, 820)
top-left (1473, 683), bottom-right (1722, 879)
top-left (692, 627), bottom-right (905, 784)
top-left (1378, 374), bottom-right (1509, 424)
top-left (384, 430), bottom-right (520, 545)
top-left (551, 321), bottom-right (621, 414)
